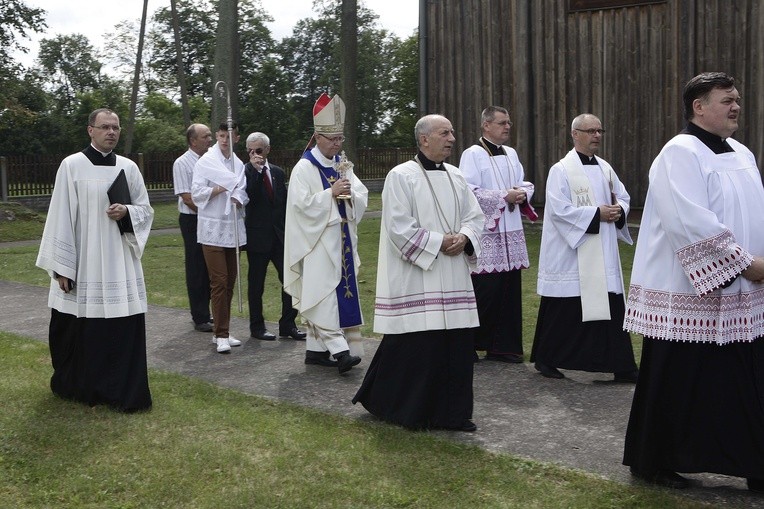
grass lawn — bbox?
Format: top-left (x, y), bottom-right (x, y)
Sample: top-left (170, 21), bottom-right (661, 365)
top-left (0, 331), bottom-right (704, 508)
top-left (0, 199), bottom-right (682, 508)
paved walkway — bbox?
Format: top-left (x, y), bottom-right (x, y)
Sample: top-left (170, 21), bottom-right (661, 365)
top-left (0, 237), bottom-right (759, 508)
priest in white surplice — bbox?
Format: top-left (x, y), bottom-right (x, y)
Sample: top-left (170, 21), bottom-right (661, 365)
top-left (36, 108), bottom-right (154, 412)
top-left (623, 72), bottom-right (764, 492)
top-left (353, 114), bottom-right (484, 432)
top-left (459, 106), bottom-right (537, 364)
top-left (530, 113), bottom-right (638, 382)
top-left (284, 93), bottom-right (368, 374)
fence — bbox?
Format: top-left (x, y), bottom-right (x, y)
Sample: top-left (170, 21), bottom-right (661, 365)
top-left (0, 147), bottom-right (417, 198)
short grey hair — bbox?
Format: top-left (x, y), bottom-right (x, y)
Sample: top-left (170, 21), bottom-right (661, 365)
top-left (246, 132), bottom-right (270, 146)
top-left (481, 106), bottom-right (508, 124)
top-left (414, 114), bottom-right (447, 147)
top-left (571, 113), bottom-right (600, 131)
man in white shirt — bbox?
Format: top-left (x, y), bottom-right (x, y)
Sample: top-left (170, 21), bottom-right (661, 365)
top-left (173, 123), bottom-right (213, 332)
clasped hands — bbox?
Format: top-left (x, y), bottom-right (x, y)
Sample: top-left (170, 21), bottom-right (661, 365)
top-left (440, 233), bottom-right (468, 256)
top-left (505, 187), bottom-right (527, 205)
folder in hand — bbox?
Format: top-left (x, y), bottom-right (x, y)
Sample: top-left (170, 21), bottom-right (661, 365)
top-left (107, 169), bottom-right (133, 234)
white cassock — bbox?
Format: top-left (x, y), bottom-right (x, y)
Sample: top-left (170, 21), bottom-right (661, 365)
top-left (374, 160), bottom-right (485, 334)
top-left (36, 152), bottom-right (153, 318)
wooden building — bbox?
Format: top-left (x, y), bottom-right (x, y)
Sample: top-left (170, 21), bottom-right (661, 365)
top-left (419, 0), bottom-right (764, 207)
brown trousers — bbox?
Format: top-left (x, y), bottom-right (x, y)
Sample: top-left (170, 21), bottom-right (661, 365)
top-left (202, 245), bottom-right (239, 338)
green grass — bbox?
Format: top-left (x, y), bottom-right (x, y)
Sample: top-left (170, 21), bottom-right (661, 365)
top-left (0, 202), bottom-right (46, 242)
top-left (0, 331), bottom-right (708, 509)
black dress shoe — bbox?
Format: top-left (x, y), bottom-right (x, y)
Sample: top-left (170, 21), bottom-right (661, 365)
top-left (485, 353), bottom-right (524, 364)
top-left (335, 351), bottom-right (361, 373)
top-left (459, 420), bottom-right (477, 432)
top-left (613, 369), bottom-right (639, 383)
top-left (748, 478), bottom-right (764, 493)
top-left (535, 362), bottom-right (565, 379)
top-left (194, 322), bottom-right (213, 332)
top-left (630, 467), bottom-right (689, 489)
top-left (251, 330), bottom-right (277, 341)
top-left (305, 351), bottom-right (337, 367)
top-left (280, 326), bottom-right (307, 340)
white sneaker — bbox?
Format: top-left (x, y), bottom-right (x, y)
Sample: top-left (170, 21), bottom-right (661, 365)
top-left (211, 335), bottom-right (241, 347)
top-left (215, 336), bottom-right (231, 353)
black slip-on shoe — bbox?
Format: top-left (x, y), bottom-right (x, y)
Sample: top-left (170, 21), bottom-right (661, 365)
top-left (280, 327), bottom-right (307, 340)
top-left (535, 362), bottom-right (565, 379)
top-left (630, 467), bottom-right (689, 489)
top-left (251, 330), bottom-right (277, 341)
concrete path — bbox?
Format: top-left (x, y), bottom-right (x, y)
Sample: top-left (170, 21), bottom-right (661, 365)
top-left (0, 247), bottom-right (759, 508)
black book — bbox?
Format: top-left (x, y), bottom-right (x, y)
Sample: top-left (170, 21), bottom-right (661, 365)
top-left (107, 169), bottom-right (133, 234)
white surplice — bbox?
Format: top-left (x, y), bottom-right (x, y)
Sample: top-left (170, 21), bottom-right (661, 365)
top-left (36, 153), bottom-right (154, 318)
top-left (374, 160), bottom-right (485, 334)
top-left (459, 144), bottom-right (534, 273)
top-left (283, 147), bottom-right (368, 331)
top-left (191, 143), bottom-right (248, 248)
top-left (537, 149), bottom-right (632, 298)
top-left (625, 135), bottom-right (764, 344)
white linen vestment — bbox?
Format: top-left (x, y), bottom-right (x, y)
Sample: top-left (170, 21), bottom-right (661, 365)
top-left (537, 149), bottom-right (632, 299)
top-left (373, 160), bottom-right (485, 334)
top-left (459, 144), bottom-right (534, 272)
top-left (283, 147), bottom-right (368, 330)
top-left (191, 143), bottom-right (248, 248)
top-left (36, 152), bottom-right (154, 318)
top-left (624, 135), bottom-right (764, 344)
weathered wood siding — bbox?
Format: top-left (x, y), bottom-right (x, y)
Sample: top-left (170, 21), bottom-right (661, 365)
top-left (423, 0), bottom-right (764, 207)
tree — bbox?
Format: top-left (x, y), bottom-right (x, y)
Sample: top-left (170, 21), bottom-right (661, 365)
top-left (279, 0), bottom-right (405, 148)
top-left (0, 0), bottom-right (46, 79)
top-left (211, 0), bottom-right (239, 127)
top-left (124, 0), bottom-right (150, 153)
top-left (380, 32), bottom-right (419, 147)
top-left (340, 0), bottom-right (359, 161)
top-left (170, 0), bottom-right (192, 127)
top-left (36, 34), bottom-right (103, 114)
top-left (150, 0), bottom-right (217, 97)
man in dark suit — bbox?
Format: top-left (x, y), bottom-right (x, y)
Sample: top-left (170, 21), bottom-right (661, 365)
top-left (244, 132), bottom-right (306, 341)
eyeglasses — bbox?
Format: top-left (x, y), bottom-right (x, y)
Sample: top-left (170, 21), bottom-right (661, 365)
top-left (574, 128), bottom-right (606, 135)
top-left (490, 120), bottom-right (513, 127)
top-left (248, 147), bottom-right (264, 155)
top-left (90, 124), bottom-right (121, 132)
top-left (317, 133), bottom-right (345, 144)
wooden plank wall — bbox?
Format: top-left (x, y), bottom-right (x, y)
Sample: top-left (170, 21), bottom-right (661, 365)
top-left (424, 0), bottom-right (764, 207)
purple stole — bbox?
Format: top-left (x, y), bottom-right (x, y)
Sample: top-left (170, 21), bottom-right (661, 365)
top-left (302, 151), bottom-right (362, 327)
